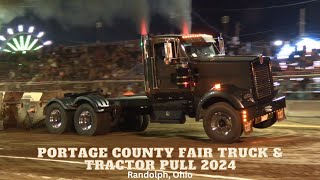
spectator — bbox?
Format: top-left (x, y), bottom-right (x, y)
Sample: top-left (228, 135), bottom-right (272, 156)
top-left (311, 49), bottom-right (320, 62)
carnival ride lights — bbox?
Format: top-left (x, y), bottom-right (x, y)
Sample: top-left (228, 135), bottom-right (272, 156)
top-left (277, 37), bottom-right (320, 59)
top-left (0, 25), bottom-right (52, 54)
top-left (273, 40), bottom-right (283, 46)
top-left (295, 38), bottom-right (320, 52)
top-left (277, 43), bottom-right (295, 59)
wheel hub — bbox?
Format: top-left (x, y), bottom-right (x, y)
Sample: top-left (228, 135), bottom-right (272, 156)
top-left (218, 119), bottom-right (226, 127)
top-left (79, 111), bottom-right (92, 130)
top-left (49, 109), bottom-right (62, 128)
top-left (211, 112), bottom-right (232, 135)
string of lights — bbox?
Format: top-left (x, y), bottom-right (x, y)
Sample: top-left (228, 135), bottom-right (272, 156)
top-left (225, 0), bottom-right (319, 11)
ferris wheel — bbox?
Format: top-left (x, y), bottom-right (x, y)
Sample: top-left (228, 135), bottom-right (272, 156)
top-left (0, 25), bottom-right (52, 54)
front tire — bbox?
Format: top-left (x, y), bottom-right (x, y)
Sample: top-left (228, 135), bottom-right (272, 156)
top-left (74, 104), bottom-right (111, 136)
top-left (45, 103), bottom-right (73, 134)
top-left (203, 102), bottom-right (242, 143)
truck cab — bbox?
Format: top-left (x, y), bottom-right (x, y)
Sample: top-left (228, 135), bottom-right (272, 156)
top-left (44, 33), bottom-right (286, 143)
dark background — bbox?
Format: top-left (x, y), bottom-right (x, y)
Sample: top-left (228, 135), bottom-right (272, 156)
top-left (2, 0), bottom-right (320, 45)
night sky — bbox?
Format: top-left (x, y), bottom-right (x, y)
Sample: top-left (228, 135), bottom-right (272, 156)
top-left (193, 0), bottom-right (320, 41)
top-left (2, 0), bottom-right (320, 45)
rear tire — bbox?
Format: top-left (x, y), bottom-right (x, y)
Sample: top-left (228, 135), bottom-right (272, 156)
top-left (45, 103), bottom-right (73, 134)
top-left (203, 102), bottom-right (242, 144)
top-left (74, 104), bottom-right (111, 136)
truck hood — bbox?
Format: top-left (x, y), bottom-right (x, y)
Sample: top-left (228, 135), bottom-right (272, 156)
top-left (190, 55), bottom-right (260, 62)
top-left (189, 55), bottom-right (271, 99)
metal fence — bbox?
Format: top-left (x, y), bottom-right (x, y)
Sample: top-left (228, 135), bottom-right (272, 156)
top-left (273, 74), bottom-right (320, 100)
top-left (0, 73), bottom-right (319, 100)
top-left (0, 79), bottom-right (145, 97)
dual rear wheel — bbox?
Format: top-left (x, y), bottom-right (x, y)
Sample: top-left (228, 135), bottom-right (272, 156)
top-left (45, 103), bottom-right (73, 134)
top-left (73, 104), bottom-right (111, 136)
top-left (45, 103), bottom-right (111, 135)
top-left (45, 103), bottom-right (149, 135)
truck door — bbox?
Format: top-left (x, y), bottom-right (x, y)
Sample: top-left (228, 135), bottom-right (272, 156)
top-left (153, 42), bottom-right (178, 90)
top-left (149, 39), bottom-right (191, 122)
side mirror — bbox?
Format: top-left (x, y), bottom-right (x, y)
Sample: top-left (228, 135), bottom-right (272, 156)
top-left (164, 42), bottom-right (173, 65)
top-left (218, 33), bottom-right (225, 55)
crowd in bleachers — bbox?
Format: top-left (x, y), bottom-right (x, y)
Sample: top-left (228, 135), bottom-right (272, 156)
top-left (1, 40), bottom-right (320, 99)
top-left (0, 41), bottom-right (144, 82)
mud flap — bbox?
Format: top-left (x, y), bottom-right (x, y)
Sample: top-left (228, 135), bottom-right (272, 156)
top-left (243, 120), bottom-right (253, 134)
top-left (276, 108), bottom-right (286, 121)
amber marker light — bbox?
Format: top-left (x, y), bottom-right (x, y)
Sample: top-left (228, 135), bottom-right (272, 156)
top-left (182, 34), bottom-right (205, 39)
top-left (242, 110), bottom-right (247, 122)
top-left (213, 83), bottom-right (221, 90)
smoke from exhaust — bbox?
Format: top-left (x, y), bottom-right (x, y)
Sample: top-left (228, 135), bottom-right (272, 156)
top-left (0, 0), bottom-right (192, 34)
top-left (150, 0), bottom-right (192, 34)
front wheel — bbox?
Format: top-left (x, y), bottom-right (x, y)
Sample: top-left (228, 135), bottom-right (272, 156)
top-left (74, 104), bottom-right (111, 136)
top-left (203, 102), bottom-right (242, 144)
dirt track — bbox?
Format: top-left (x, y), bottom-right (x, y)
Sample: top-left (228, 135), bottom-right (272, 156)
top-left (0, 117), bottom-right (319, 180)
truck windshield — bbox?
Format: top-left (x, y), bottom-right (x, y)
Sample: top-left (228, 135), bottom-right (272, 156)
top-left (183, 43), bottom-right (217, 58)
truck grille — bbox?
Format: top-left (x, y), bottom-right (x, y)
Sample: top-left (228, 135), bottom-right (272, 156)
top-left (252, 61), bottom-right (272, 100)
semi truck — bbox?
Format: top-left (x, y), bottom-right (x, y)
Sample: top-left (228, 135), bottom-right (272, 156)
top-left (44, 34), bottom-right (286, 143)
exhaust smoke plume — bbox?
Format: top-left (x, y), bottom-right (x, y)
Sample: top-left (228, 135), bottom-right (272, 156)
top-left (150, 0), bottom-right (192, 34)
top-left (0, 0), bottom-right (192, 34)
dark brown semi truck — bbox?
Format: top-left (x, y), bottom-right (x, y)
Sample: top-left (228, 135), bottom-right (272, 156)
top-left (44, 34), bottom-right (286, 143)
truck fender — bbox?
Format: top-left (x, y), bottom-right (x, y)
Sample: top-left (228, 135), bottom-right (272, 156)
top-left (43, 98), bottom-right (75, 115)
top-left (195, 91), bottom-right (244, 121)
top-left (72, 94), bottom-right (110, 112)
